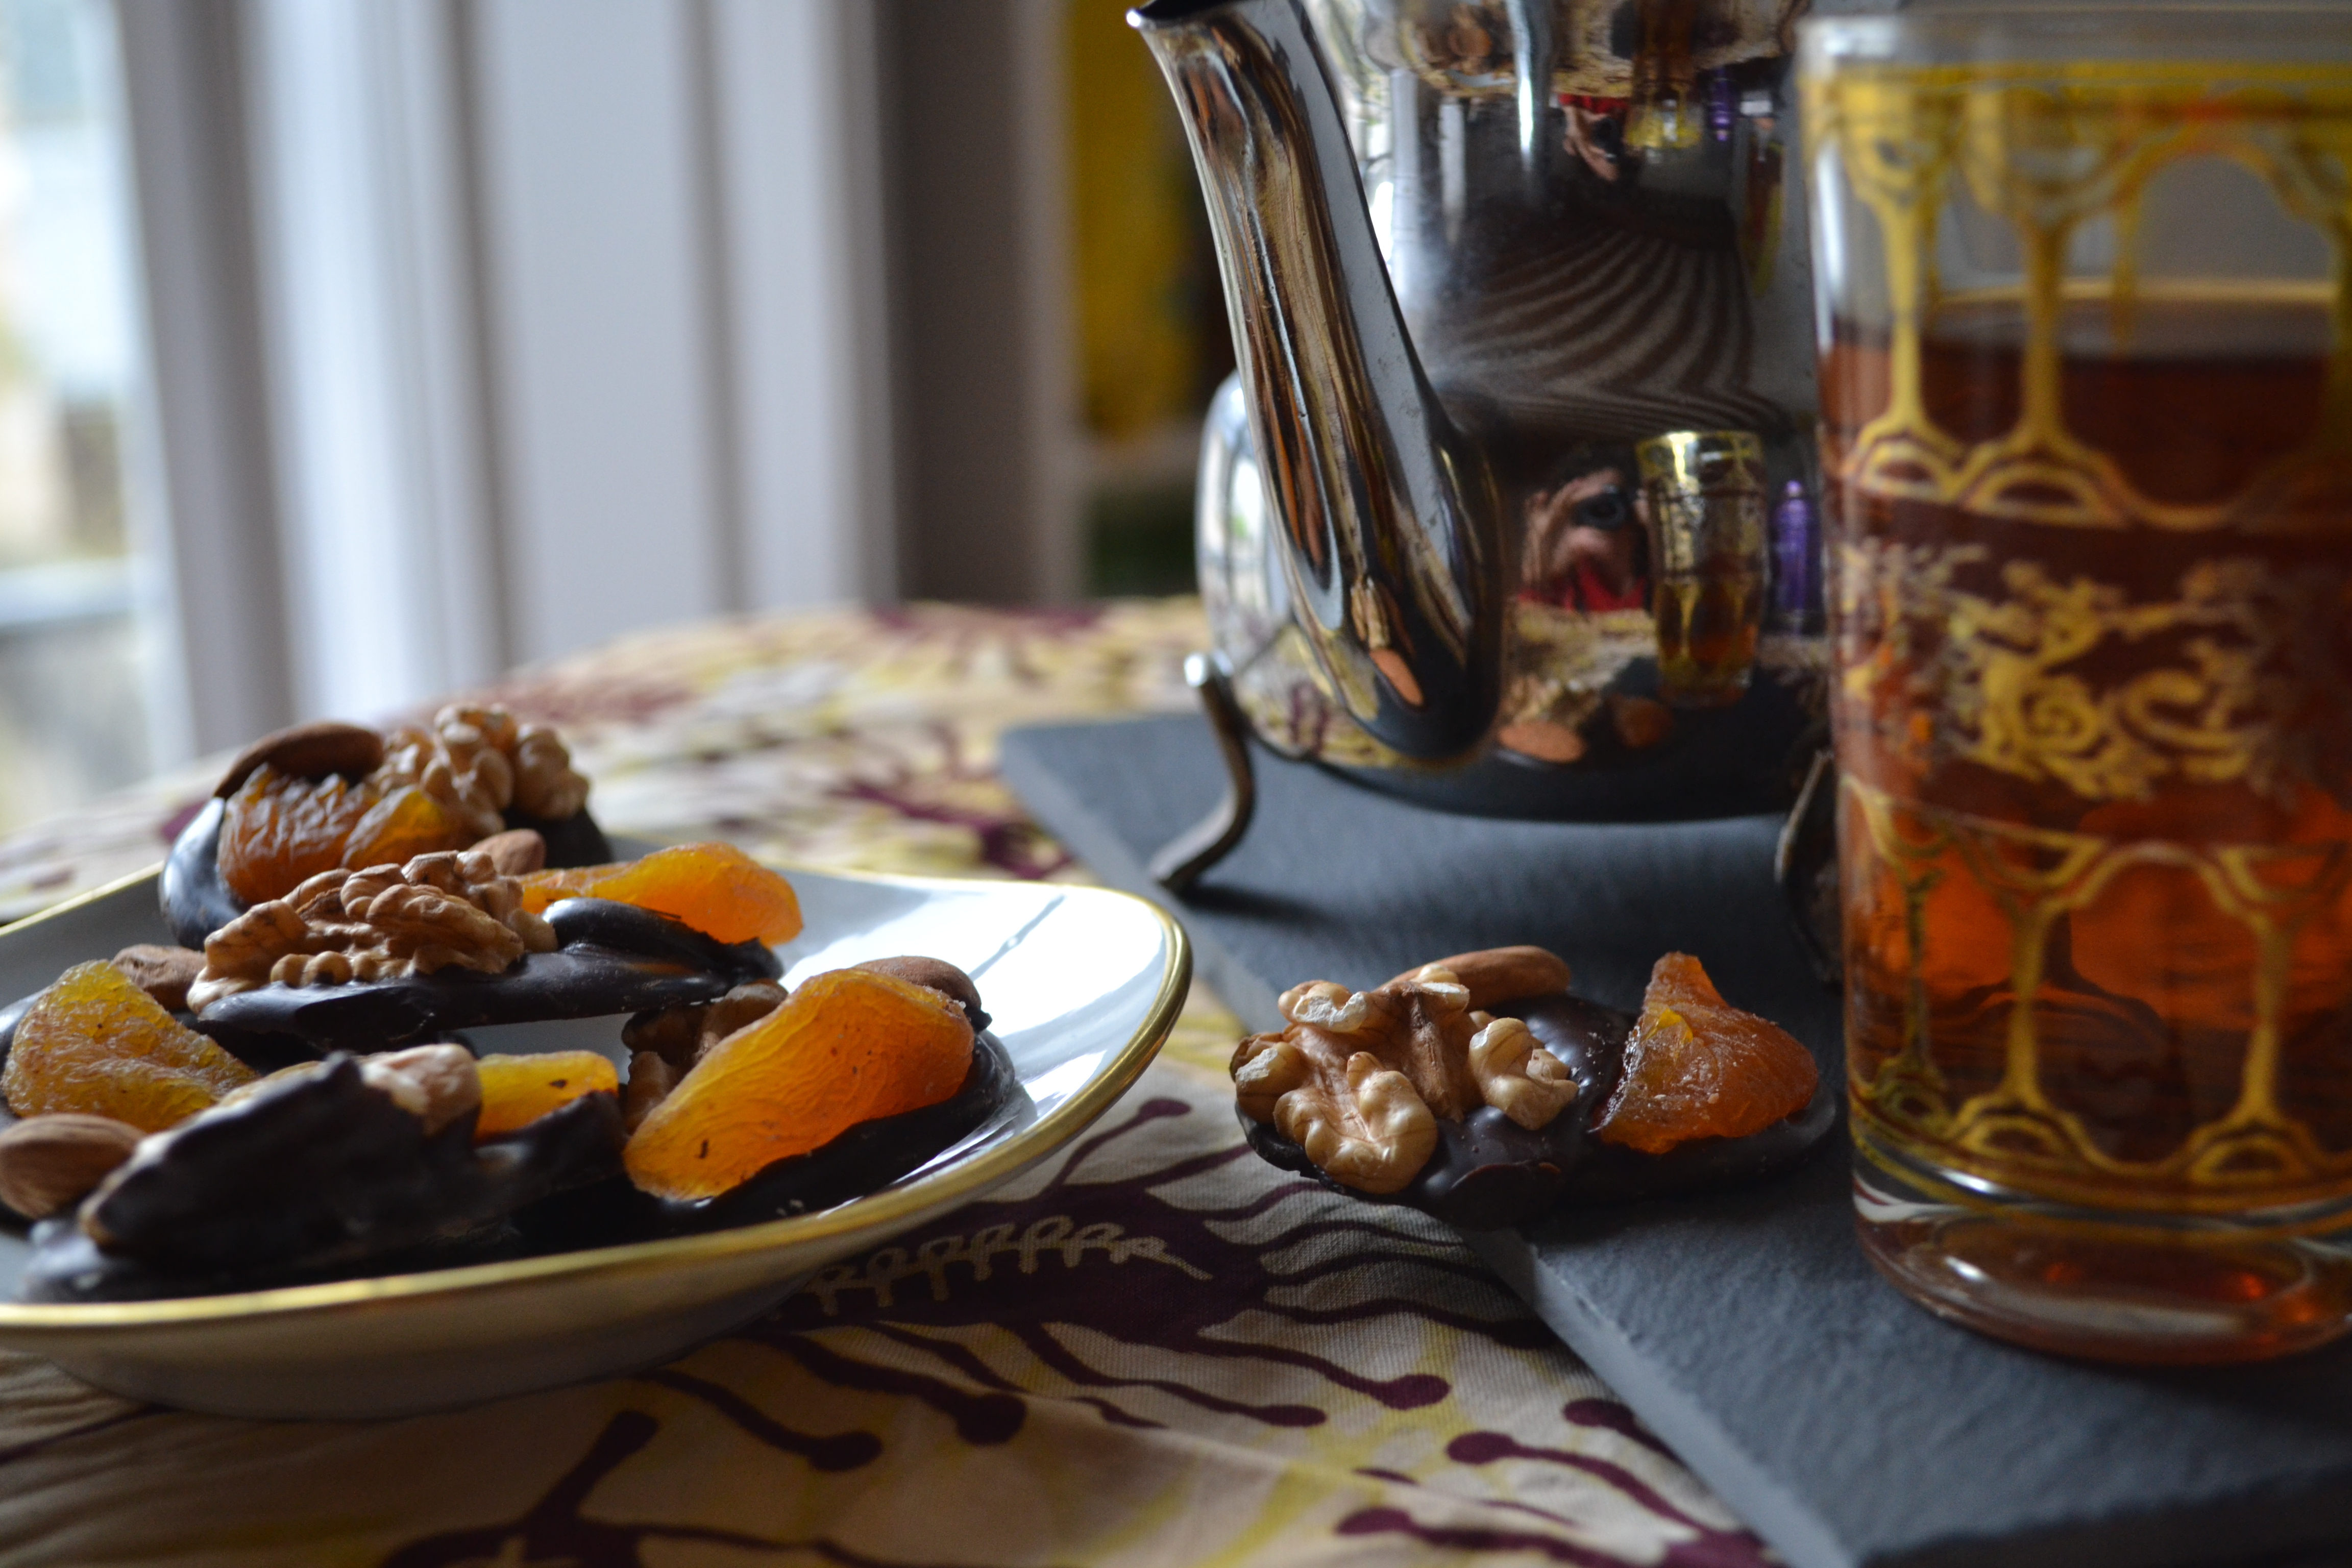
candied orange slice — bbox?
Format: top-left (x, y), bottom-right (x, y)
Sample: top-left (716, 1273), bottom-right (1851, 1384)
top-left (624, 968), bottom-right (972, 1200)
top-left (474, 1050), bottom-right (619, 1140)
top-left (519, 842), bottom-right (802, 947)
top-left (3, 961), bottom-right (257, 1133)
top-left (1591, 953), bottom-right (1817, 1155)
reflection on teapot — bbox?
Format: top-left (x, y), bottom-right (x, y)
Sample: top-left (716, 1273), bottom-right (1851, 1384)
top-left (1132, 0), bottom-right (1836, 889)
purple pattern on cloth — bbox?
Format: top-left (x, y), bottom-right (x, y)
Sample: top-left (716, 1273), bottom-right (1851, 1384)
top-left (378, 1410), bottom-right (1052, 1568)
top-left (363, 1090), bottom-right (1756, 1567)
top-left (765, 1098), bottom-right (1541, 1429)
top-left (1339, 1505), bottom-right (1773, 1568)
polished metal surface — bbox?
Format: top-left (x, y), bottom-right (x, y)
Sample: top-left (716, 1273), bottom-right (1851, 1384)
top-left (1135, 0), bottom-right (1503, 763)
top-left (1136, 0), bottom-right (1833, 826)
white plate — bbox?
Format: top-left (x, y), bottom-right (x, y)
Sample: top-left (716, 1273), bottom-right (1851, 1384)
top-left (0, 856), bottom-right (1187, 1418)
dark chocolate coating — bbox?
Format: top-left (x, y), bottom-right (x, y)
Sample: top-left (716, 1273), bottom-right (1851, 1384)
top-left (159, 793), bottom-right (612, 950)
top-left (28, 1031), bottom-right (1020, 1302)
top-left (192, 898), bottom-right (779, 1061)
top-left (160, 798), bottom-right (243, 951)
top-left (24, 1056), bottom-right (624, 1298)
top-left (1238, 990), bottom-right (1837, 1230)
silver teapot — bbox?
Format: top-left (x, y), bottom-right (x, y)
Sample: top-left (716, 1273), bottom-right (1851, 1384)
top-left (1132, 0), bottom-right (1833, 891)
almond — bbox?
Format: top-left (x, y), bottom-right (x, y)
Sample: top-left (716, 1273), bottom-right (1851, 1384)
top-left (214, 720), bottom-right (386, 798)
top-left (0, 1114), bottom-right (144, 1219)
top-left (110, 944), bottom-right (206, 1013)
top-left (1382, 945), bottom-right (1573, 1010)
top-left (852, 957), bottom-right (986, 1030)
top-left (472, 827), bottom-right (547, 876)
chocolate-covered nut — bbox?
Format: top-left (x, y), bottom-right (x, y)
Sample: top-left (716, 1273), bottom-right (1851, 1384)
top-left (619, 1004), bottom-right (701, 1066)
top-left (194, 898), bottom-right (781, 1060)
top-left (111, 945), bottom-right (206, 1014)
top-left (77, 1054), bottom-right (622, 1276)
top-left (852, 956), bottom-right (989, 1031)
top-left (1238, 988), bottom-right (1836, 1230)
top-left (213, 720), bottom-right (385, 798)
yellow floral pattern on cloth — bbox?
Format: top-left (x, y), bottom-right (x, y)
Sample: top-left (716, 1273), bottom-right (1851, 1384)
top-left (0, 600), bottom-right (1765, 1567)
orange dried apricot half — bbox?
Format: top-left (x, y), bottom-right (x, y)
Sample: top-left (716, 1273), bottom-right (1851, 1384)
top-left (473, 1051), bottom-right (620, 1140)
top-left (218, 766), bottom-right (470, 904)
top-left (624, 968), bottom-right (972, 1200)
top-left (342, 784), bottom-right (472, 873)
top-left (1591, 952), bottom-right (1817, 1156)
top-left (519, 842), bottom-right (802, 947)
top-left (217, 765), bottom-right (372, 904)
top-left (2, 961), bottom-right (257, 1133)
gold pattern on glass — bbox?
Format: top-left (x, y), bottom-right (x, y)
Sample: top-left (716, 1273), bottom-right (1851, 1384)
top-left (1845, 775), bottom-right (2352, 1216)
top-left (1802, 61), bottom-right (2352, 532)
top-left (1834, 541), bottom-right (2351, 804)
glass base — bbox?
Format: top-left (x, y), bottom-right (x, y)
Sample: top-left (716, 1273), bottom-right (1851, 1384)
top-left (1853, 1123), bottom-right (2352, 1364)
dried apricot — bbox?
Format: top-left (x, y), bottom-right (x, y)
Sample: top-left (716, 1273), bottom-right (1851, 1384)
top-left (217, 766), bottom-right (372, 904)
top-left (1591, 953), bottom-right (1817, 1155)
top-left (519, 842), bottom-right (802, 947)
top-left (3, 962), bottom-right (257, 1133)
top-left (342, 785), bottom-right (472, 872)
top-left (473, 1051), bottom-right (620, 1140)
top-left (624, 968), bottom-right (972, 1200)
top-left (218, 766), bottom-right (470, 904)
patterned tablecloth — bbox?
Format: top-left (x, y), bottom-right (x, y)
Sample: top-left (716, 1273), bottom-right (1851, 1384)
top-left (0, 601), bottom-right (1769, 1567)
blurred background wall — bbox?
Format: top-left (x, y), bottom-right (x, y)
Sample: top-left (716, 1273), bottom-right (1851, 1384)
top-left (0, 0), bottom-right (1231, 834)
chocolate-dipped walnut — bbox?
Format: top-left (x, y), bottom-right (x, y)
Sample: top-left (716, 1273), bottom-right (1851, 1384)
top-left (1233, 970), bottom-right (1496, 1195)
top-left (193, 897), bottom-right (779, 1060)
top-left (1234, 946), bottom-right (1835, 1230)
top-left (188, 851), bottom-right (556, 1010)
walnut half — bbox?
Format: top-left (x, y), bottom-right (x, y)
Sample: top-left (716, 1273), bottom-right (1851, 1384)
top-left (1232, 1033), bottom-right (1436, 1194)
top-left (189, 848), bottom-right (557, 1010)
top-left (1233, 949), bottom-right (1580, 1194)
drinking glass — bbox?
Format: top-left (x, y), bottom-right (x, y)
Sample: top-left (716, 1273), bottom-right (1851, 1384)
top-left (1801, 5), bottom-right (2352, 1362)
top-left (1635, 430), bottom-right (1770, 709)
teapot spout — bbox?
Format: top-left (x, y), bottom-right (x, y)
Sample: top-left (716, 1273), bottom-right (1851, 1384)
top-left (1131, 0), bottom-right (1500, 760)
